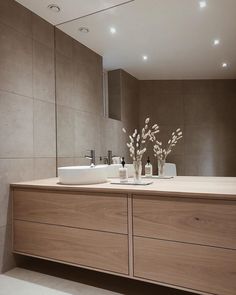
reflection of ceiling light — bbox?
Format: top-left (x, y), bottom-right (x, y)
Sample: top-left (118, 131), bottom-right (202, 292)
top-left (213, 39), bottom-right (220, 46)
top-left (78, 27), bottom-right (89, 33)
top-left (110, 27), bottom-right (116, 34)
top-left (47, 4), bottom-right (61, 12)
top-left (143, 55), bottom-right (148, 61)
top-left (199, 1), bottom-right (207, 8)
top-left (222, 62), bottom-right (228, 68)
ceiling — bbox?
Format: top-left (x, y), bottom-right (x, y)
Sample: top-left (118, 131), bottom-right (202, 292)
top-left (15, 0), bottom-right (133, 25)
top-left (16, 0), bottom-right (236, 79)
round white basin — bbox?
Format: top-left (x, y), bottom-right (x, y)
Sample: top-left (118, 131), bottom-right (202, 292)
top-left (58, 165), bottom-right (108, 185)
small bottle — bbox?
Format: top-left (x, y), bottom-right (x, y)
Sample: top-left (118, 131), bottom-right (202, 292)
top-left (145, 156), bottom-right (153, 177)
top-left (119, 157), bottom-right (128, 183)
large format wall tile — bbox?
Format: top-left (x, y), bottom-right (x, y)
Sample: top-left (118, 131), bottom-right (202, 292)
top-left (34, 158), bottom-right (56, 179)
top-left (139, 91), bottom-right (184, 126)
top-left (57, 106), bottom-right (75, 158)
top-left (55, 52), bottom-right (74, 108)
top-left (0, 224), bottom-right (15, 273)
top-left (219, 155), bottom-right (236, 177)
top-left (183, 93), bottom-right (221, 126)
top-left (0, 91), bottom-right (33, 158)
top-left (100, 117), bottom-right (125, 158)
top-left (73, 40), bottom-right (103, 115)
top-left (0, 2), bottom-right (57, 274)
top-left (32, 14), bottom-right (54, 49)
top-left (33, 41), bottom-right (55, 102)
top-left (121, 70), bottom-right (139, 129)
top-left (0, 158), bottom-right (34, 227)
top-left (185, 154), bottom-right (221, 176)
top-left (55, 28), bottom-right (73, 58)
top-left (184, 125), bottom-right (219, 156)
top-left (74, 111), bottom-right (102, 158)
top-left (0, 0), bottom-right (32, 38)
top-left (33, 100), bottom-right (56, 157)
top-left (0, 23), bottom-right (32, 97)
top-left (139, 80), bottom-right (236, 176)
top-left (57, 157), bottom-right (75, 168)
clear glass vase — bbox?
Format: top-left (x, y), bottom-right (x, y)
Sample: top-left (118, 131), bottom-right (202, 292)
top-left (133, 160), bottom-right (142, 184)
top-left (158, 158), bottom-right (166, 178)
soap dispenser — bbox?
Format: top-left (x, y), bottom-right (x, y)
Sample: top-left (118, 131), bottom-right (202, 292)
top-left (145, 156), bottom-right (153, 177)
top-left (119, 157), bottom-right (128, 183)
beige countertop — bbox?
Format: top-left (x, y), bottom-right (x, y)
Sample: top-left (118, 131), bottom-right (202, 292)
top-left (11, 176), bottom-right (236, 200)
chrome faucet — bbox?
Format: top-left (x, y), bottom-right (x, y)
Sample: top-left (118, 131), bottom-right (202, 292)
top-left (107, 150), bottom-right (113, 165)
top-left (103, 150), bottom-right (114, 165)
top-left (85, 149), bottom-right (95, 165)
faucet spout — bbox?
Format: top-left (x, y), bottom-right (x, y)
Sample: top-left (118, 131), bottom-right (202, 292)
top-left (84, 150), bottom-right (95, 165)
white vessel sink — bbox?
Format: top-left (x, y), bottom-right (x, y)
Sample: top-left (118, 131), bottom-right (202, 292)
top-left (58, 165), bottom-right (108, 185)
top-left (106, 164), bottom-right (134, 178)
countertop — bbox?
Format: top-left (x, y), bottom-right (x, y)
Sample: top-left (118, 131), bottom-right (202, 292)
top-left (11, 176), bottom-right (236, 200)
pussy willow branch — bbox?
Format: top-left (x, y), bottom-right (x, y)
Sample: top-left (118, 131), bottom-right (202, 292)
top-left (154, 128), bottom-right (183, 160)
top-left (123, 117), bottom-right (159, 161)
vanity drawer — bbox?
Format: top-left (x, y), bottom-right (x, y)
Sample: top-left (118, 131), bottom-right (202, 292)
top-left (14, 220), bottom-right (129, 275)
top-left (133, 195), bottom-right (236, 249)
top-left (13, 189), bottom-right (128, 234)
top-left (134, 236), bottom-right (236, 295)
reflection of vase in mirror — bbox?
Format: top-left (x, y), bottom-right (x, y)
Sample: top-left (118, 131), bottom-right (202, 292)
top-left (158, 158), bottom-right (166, 177)
top-left (133, 160), bottom-right (142, 184)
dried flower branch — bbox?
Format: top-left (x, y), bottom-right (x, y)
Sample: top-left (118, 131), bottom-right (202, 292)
top-left (153, 128), bottom-right (183, 160)
top-left (122, 117), bottom-right (160, 161)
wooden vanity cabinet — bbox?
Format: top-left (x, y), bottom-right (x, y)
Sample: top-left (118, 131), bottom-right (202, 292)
top-left (133, 195), bottom-right (236, 249)
top-left (133, 194), bottom-right (236, 295)
top-left (13, 189), bottom-right (129, 275)
top-left (12, 186), bottom-right (236, 295)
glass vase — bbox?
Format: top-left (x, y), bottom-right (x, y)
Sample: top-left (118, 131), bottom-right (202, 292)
top-left (133, 160), bottom-right (142, 184)
top-left (158, 158), bottom-right (166, 178)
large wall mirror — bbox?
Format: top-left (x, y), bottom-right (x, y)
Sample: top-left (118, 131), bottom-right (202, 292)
top-left (55, 0), bottom-right (236, 176)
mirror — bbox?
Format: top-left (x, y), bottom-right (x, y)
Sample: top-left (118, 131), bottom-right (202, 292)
top-left (55, 0), bottom-right (236, 176)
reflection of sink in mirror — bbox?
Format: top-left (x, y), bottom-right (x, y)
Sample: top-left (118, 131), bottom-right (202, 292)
top-left (58, 165), bottom-right (108, 185)
top-left (106, 164), bottom-right (134, 178)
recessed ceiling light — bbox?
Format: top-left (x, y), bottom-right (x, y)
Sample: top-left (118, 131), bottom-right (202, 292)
top-left (47, 4), bottom-right (61, 12)
top-left (142, 55), bottom-right (148, 61)
top-left (222, 62), bottom-right (228, 68)
top-left (199, 1), bottom-right (207, 8)
top-left (110, 27), bottom-right (116, 34)
top-left (78, 27), bottom-right (90, 33)
top-left (213, 39), bottom-right (220, 46)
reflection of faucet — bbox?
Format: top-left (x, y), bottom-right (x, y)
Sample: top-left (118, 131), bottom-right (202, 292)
top-left (103, 150), bottom-right (116, 165)
top-left (108, 150), bottom-right (113, 165)
top-left (85, 150), bottom-right (95, 165)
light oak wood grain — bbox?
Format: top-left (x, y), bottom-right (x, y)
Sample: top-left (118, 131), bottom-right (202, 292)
top-left (14, 220), bottom-right (129, 274)
top-left (134, 236), bottom-right (236, 295)
top-left (11, 176), bottom-right (236, 200)
top-left (13, 189), bottom-right (128, 234)
top-left (133, 195), bottom-right (236, 249)
top-left (11, 182), bottom-right (236, 295)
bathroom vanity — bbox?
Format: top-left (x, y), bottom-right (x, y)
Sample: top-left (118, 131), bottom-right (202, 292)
top-left (11, 177), bottom-right (236, 295)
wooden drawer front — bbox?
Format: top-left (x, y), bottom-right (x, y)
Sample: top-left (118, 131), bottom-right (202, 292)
top-left (13, 189), bottom-right (128, 234)
top-left (133, 195), bottom-right (236, 249)
top-left (134, 237), bottom-right (236, 295)
top-left (14, 220), bottom-right (129, 274)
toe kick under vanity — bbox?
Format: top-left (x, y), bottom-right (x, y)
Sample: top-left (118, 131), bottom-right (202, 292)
top-left (11, 177), bottom-right (236, 295)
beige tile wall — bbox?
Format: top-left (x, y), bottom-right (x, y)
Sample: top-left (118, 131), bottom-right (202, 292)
top-left (0, 0), bottom-right (56, 273)
top-left (139, 80), bottom-right (236, 176)
top-left (56, 30), bottom-right (139, 166)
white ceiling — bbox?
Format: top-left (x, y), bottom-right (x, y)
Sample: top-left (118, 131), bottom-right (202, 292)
top-left (15, 0), bottom-right (133, 25)
top-left (16, 0), bottom-right (236, 79)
